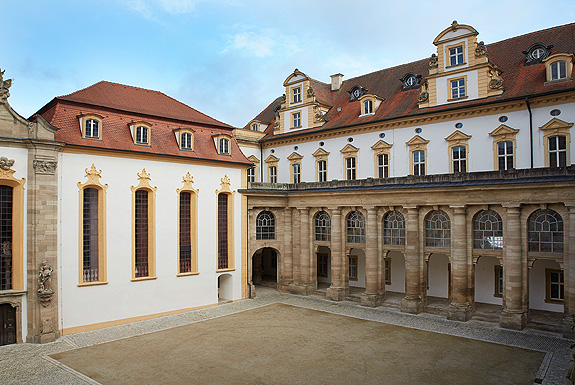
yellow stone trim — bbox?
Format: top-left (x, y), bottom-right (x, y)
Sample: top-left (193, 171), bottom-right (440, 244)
top-left (175, 128), bottom-right (195, 151)
top-left (313, 148), bottom-right (330, 182)
top-left (265, 155), bottom-right (279, 182)
top-left (77, 164), bottom-right (108, 285)
top-left (444, 42), bottom-right (467, 70)
top-left (445, 130), bottom-right (471, 173)
top-left (543, 53), bottom-right (575, 82)
top-left (406, 135), bottom-right (429, 176)
top-left (341, 144), bottom-right (359, 180)
top-left (176, 172), bottom-right (199, 275)
top-left (214, 134), bottom-right (232, 155)
top-left (247, 155), bottom-right (259, 183)
top-left (283, 69), bottom-right (309, 87)
top-left (433, 22), bottom-right (478, 45)
top-left (129, 121), bottom-right (152, 146)
top-left (371, 140), bottom-right (392, 178)
top-left (131, 169), bottom-right (157, 280)
top-left (291, 86), bottom-right (302, 105)
top-left (291, 110), bottom-right (302, 129)
top-left (288, 152), bottom-right (303, 183)
top-left (78, 113), bottom-right (104, 140)
top-left (216, 175), bottom-right (235, 270)
top-left (240, 164), bottom-right (248, 299)
top-left (446, 74), bottom-right (468, 101)
top-left (489, 125), bottom-right (519, 170)
top-left (539, 118), bottom-right (573, 167)
top-left (0, 167), bottom-right (25, 291)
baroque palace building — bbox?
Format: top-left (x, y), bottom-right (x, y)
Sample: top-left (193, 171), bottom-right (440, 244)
top-left (236, 21), bottom-right (575, 335)
top-left (0, 79), bottom-right (250, 344)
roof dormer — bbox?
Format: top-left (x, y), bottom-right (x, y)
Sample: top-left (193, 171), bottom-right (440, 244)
top-left (78, 113), bottom-right (104, 140)
top-left (129, 121), bottom-right (152, 146)
top-left (357, 94), bottom-right (384, 117)
top-left (213, 133), bottom-right (232, 155)
top-left (173, 127), bottom-right (195, 151)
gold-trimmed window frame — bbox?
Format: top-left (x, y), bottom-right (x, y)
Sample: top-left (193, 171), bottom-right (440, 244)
top-left (77, 164), bottom-right (108, 286)
top-left (129, 121), bottom-right (152, 146)
top-left (130, 169), bottom-right (157, 281)
top-left (312, 148), bottom-right (329, 182)
top-left (445, 130), bottom-right (471, 173)
top-left (406, 135), bottom-right (429, 176)
top-left (371, 140), bottom-right (392, 178)
top-left (445, 42), bottom-right (466, 68)
top-left (341, 144), bottom-right (359, 180)
top-left (543, 53), bottom-right (574, 83)
top-left (215, 175), bottom-right (235, 272)
top-left (447, 75), bottom-right (468, 101)
top-left (265, 155), bottom-right (279, 183)
top-left (489, 124), bottom-right (519, 170)
top-left (177, 172), bottom-right (199, 277)
top-left (78, 113), bottom-right (104, 140)
top-left (247, 155), bottom-right (259, 183)
top-left (539, 118), bottom-right (573, 167)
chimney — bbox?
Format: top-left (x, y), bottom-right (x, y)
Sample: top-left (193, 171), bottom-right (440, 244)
top-left (330, 73), bottom-right (344, 91)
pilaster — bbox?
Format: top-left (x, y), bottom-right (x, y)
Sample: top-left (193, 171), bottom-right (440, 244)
top-left (564, 203), bottom-right (575, 337)
top-left (361, 207), bottom-right (382, 307)
top-left (327, 208), bottom-right (347, 300)
top-left (447, 205), bottom-right (473, 321)
top-left (277, 207), bottom-right (294, 292)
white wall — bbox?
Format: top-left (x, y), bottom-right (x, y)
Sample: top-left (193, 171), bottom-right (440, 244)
top-left (427, 253), bottom-right (449, 298)
top-left (58, 152), bottom-right (244, 330)
top-left (474, 256), bottom-right (503, 305)
top-left (386, 251), bottom-right (405, 293)
top-left (349, 250), bottom-right (366, 288)
top-left (529, 259), bottom-right (563, 312)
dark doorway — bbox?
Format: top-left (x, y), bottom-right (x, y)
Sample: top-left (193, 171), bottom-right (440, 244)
top-left (0, 303), bottom-right (16, 346)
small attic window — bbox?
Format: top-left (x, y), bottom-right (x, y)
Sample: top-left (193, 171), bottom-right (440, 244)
top-left (78, 114), bottom-right (104, 140)
top-left (348, 85), bottom-right (368, 101)
top-left (522, 43), bottom-right (553, 66)
top-left (129, 121), bottom-right (152, 146)
top-left (214, 134), bottom-right (232, 155)
top-left (400, 73), bottom-right (423, 91)
top-left (358, 94), bottom-right (384, 117)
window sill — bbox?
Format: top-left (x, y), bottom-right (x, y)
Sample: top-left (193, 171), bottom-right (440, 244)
top-left (78, 281), bottom-right (109, 287)
top-left (445, 63), bottom-right (467, 69)
top-left (359, 112), bottom-right (375, 118)
top-left (447, 95), bottom-right (468, 102)
top-left (131, 276), bottom-right (158, 282)
top-left (290, 125), bottom-right (302, 129)
top-left (544, 77), bottom-right (572, 85)
top-left (82, 136), bottom-right (103, 141)
top-left (544, 298), bottom-right (564, 304)
top-left (493, 293), bottom-right (503, 298)
top-left (218, 153), bottom-right (231, 156)
top-left (0, 290), bottom-right (27, 297)
top-left (179, 148), bottom-right (194, 152)
top-left (216, 268), bottom-right (235, 273)
top-left (134, 143), bottom-right (151, 147)
top-left (177, 272), bottom-right (199, 277)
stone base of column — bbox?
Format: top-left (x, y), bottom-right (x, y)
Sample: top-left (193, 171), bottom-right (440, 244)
top-left (277, 279), bottom-right (294, 293)
top-left (284, 282), bottom-right (315, 295)
top-left (401, 295), bottom-right (423, 314)
top-left (27, 331), bottom-right (59, 344)
top-left (563, 316), bottom-right (574, 338)
top-left (326, 286), bottom-right (348, 301)
top-left (360, 293), bottom-right (382, 307)
top-left (247, 282), bottom-right (256, 299)
top-left (447, 301), bottom-right (473, 322)
top-left (500, 308), bottom-right (528, 330)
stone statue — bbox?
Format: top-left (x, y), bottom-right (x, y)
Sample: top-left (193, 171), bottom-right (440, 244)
top-left (417, 79), bottom-right (429, 103)
top-left (488, 65), bottom-right (504, 90)
top-left (0, 156), bottom-right (15, 171)
top-left (38, 260), bottom-right (53, 294)
top-left (429, 54), bottom-right (438, 68)
top-left (0, 69), bottom-right (12, 102)
top-left (475, 41), bottom-right (488, 57)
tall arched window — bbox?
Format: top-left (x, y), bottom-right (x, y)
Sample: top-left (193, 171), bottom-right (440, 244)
top-left (315, 211), bottom-right (331, 242)
top-left (425, 210), bottom-right (450, 248)
top-left (473, 210), bottom-right (503, 250)
top-left (383, 211), bottom-right (405, 246)
top-left (528, 209), bottom-right (563, 253)
top-left (0, 186), bottom-right (13, 290)
top-left (256, 211), bottom-right (275, 240)
top-left (347, 211), bottom-right (365, 244)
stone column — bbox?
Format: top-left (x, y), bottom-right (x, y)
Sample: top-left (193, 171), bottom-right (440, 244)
top-left (564, 203), bottom-right (575, 337)
top-left (278, 207), bottom-right (293, 292)
top-left (500, 204), bottom-right (527, 330)
top-left (247, 209), bottom-right (256, 298)
top-left (361, 208), bottom-right (382, 307)
top-left (447, 205), bottom-right (472, 321)
top-left (298, 208), bottom-right (313, 295)
top-left (26, 139), bottom-right (64, 343)
top-left (292, 209), bottom-right (301, 289)
top-left (327, 208), bottom-right (346, 300)
top-left (401, 206), bottom-right (423, 314)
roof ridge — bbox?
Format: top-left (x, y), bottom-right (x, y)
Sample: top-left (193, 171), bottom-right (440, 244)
top-left (485, 21), bottom-right (575, 47)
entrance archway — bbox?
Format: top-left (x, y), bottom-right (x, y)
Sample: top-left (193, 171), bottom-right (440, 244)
top-left (252, 247), bottom-right (279, 288)
top-left (316, 246), bottom-right (331, 291)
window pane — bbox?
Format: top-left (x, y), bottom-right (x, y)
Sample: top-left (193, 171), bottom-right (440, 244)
top-left (135, 190), bottom-right (149, 277)
top-left (83, 188), bottom-right (99, 282)
top-left (179, 192), bottom-right (192, 273)
top-left (218, 194), bottom-right (228, 269)
top-left (0, 186), bottom-right (13, 290)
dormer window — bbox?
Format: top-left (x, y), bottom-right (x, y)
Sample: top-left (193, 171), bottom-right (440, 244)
top-left (543, 53), bottom-right (574, 84)
top-left (348, 85), bottom-right (368, 101)
top-left (449, 46), bottom-right (464, 66)
top-left (450, 77), bottom-right (466, 99)
top-left (364, 100), bottom-right (373, 114)
top-left (358, 94), bottom-right (384, 117)
top-left (181, 132), bottom-right (193, 150)
top-left (79, 114), bottom-right (103, 140)
top-left (251, 123), bottom-right (259, 131)
top-left (219, 138), bottom-right (229, 154)
top-left (129, 121), bottom-right (152, 146)
top-left (523, 43), bottom-right (553, 65)
top-left (400, 73), bottom-right (422, 91)
top-left (136, 126), bottom-right (148, 145)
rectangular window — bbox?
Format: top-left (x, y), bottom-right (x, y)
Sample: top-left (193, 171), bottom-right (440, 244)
top-left (180, 132), bottom-right (193, 150)
top-left (413, 150), bottom-right (425, 176)
top-left (318, 160), bottom-right (327, 182)
top-left (348, 256), bottom-right (358, 281)
top-left (85, 119), bottom-right (99, 139)
top-left (293, 164), bottom-right (301, 184)
top-left (134, 190), bottom-right (149, 278)
top-left (449, 46), bottom-right (464, 66)
top-left (293, 87), bottom-right (301, 103)
top-left (364, 100), bottom-right (373, 114)
top-left (494, 265), bottom-right (503, 297)
top-left (82, 188), bottom-right (99, 282)
top-left (247, 167), bottom-right (256, 183)
top-left (136, 126), bottom-right (148, 144)
top-left (451, 79), bottom-right (465, 99)
top-left (0, 186), bottom-right (13, 291)
top-left (452, 146), bottom-right (467, 173)
top-left (378, 154), bottom-right (389, 178)
top-left (346, 157), bottom-right (356, 180)
top-left (549, 135), bottom-right (567, 167)
top-left (269, 166), bottom-right (277, 183)
top-left (293, 112), bottom-right (301, 128)
top-left (317, 254), bottom-right (328, 278)
top-left (384, 258), bottom-right (391, 285)
top-left (551, 61), bottom-right (567, 80)
top-left (219, 138), bottom-right (229, 154)
top-left (251, 123), bottom-right (258, 131)
top-left (217, 194), bottom-right (229, 270)
top-left (497, 141), bottom-right (514, 170)
top-left (546, 269), bottom-right (564, 302)
top-left (179, 192), bottom-right (192, 274)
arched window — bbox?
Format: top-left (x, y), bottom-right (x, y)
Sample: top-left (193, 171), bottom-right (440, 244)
top-left (425, 210), bottom-right (450, 248)
top-left (0, 186), bottom-right (13, 290)
top-left (383, 211), bottom-right (405, 246)
top-left (256, 211), bottom-right (275, 240)
top-left (473, 210), bottom-right (503, 250)
top-left (347, 211), bottom-right (365, 244)
top-left (528, 209), bottom-right (563, 253)
top-left (315, 211), bottom-right (331, 242)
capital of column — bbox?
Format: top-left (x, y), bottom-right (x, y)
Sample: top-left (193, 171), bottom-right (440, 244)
top-left (297, 207), bottom-right (310, 215)
top-left (449, 205), bottom-right (466, 215)
top-left (330, 207), bottom-right (342, 216)
top-left (501, 203), bottom-right (521, 211)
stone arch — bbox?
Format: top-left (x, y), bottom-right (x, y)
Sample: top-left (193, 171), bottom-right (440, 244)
top-left (251, 247), bottom-right (281, 288)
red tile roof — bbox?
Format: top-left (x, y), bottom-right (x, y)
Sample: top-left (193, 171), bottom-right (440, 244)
top-left (35, 82), bottom-right (250, 165)
top-left (253, 22), bottom-right (575, 141)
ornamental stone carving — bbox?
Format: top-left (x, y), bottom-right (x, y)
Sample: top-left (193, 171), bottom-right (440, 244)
top-left (307, 86), bottom-right (315, 98)
top-left (417, 79), bottom-right (429, 103)
top-left (0, 156), bottom-right (15, 171)
top-left (0, 69), bottom-right (12, 103)
top-left (475, 41), bottom-right (488, 57)
top-left (33, 160), bottom-right (58, 175)
top-left (37, 260), bottom-right (54, 307)
top-left (488, 65), bottom-right (504, 90)
top-left (428, 54), bottom-right (438, 68)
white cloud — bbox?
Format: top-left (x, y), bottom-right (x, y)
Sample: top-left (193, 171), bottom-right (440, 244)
top-left (222, 28), bottom-right (303, 59)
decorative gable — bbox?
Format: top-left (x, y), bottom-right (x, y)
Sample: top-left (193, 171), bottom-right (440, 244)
top-left (445, 130), bottom-right (472, 145)
top-left (489, 124), bottom-right (519, 140)
top-left (371, 140), bottom-right (392, 151)
top-left (287, 152), bottom-right (303, 161)
top-left (340, 144), bottom-right (359, 155)
top-left (406, 135), bottom-right (429, 147)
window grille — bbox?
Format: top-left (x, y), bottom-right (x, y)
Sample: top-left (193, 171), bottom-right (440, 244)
top-left (383, 211), bottom-right (405, 246)
top-left (218, 194), bottom-right (229, 269)
top-left (256, 211), bottom-right (275, 240)
top-left (425, 210), bottom-right (451, 248)
top-left (82, 188), bottom-right (99, 282)
top-left (347, 211), bottom-right (365, 244)
top-left (179, 192), bottom-right (192, 273)
top-left (548, 136), bottom-right (567, 167)
top-left (497, 141), bottom-right (514, 170)
top-left (473, 210), bottom-right (503, 250)
top-left (315, 211), bottom-right (331, 242)
top-left (0, 186), bottom-right (12, 290)
top-left (528, 209), bottom-right (563, 253)
top-left (134, 190), bottom-right (149, 277)
top-left (378, 154), bottom-right (389, 178)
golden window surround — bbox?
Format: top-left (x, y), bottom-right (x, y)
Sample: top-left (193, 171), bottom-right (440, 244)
top-left (215, 175), bottom-right (235, 272)
top-left (130, 169), bottom-right (157, 281)
top-left (445, 130), bottom-right (471, 173)
top-left (539, 118), bottom-right (573, 167)
top-left (489, 125), bottom-right (519, 170)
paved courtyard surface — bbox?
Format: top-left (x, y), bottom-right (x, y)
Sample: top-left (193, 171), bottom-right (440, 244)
top-left (0, 287), bottom-right (571, 384)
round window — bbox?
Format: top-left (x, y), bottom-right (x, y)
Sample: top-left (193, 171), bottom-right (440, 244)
top-left (550, 109), bottom-right (561, 116)
top-left (379, 133), bottom-right (386, 138)
top-left (406, 76), bottom-right (416, 86)
top-left (531, 48), bottom-right (545, 59)
top-left (319, 141), bottom-right (325, 146)
top-left (455, 122), bottom-right (463, 129)
top-left (348, 137), bottom-right (354, 143)
top-left (415, 128), bottom-right (422, 134)
top-left (499, 116), bottom-right (508, 123)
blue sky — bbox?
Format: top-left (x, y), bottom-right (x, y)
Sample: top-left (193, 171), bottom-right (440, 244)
top-left (2, 0), bottom-right (575, 127)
